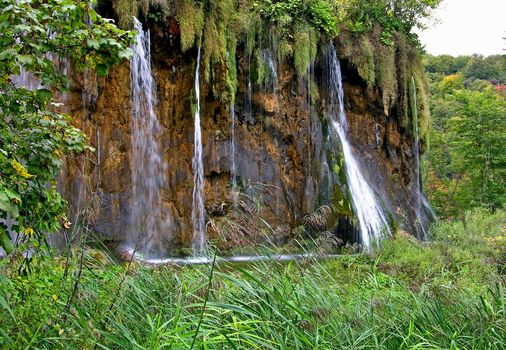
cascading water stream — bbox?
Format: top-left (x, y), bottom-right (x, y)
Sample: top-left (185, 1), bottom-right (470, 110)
top-left (245, 54), bottom-right (253, 120)
top-left (326, 45), bottom-right (390, 249)
top-left (230, 104), bottom-right (238, 203)
top-left (411, 77), bottom-right (436, 239)
top-left (260, 49), bottom-right (279, 95)
top-left (128, 18), bottom-right (171, 258)
top-left (191, 45), bottom-right (206, 255)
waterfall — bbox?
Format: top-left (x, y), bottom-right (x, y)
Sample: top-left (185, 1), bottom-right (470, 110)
top-left (230, 104), bottom-right (238, 201)
top-left (11, 65), bottom-right (40, 91)
top-left (244, 54), bottom-right (253, 121)
top-left (326, 45), bottom-right (390, 249)
top-left (260, 49), bottom-right (279, 93)
top-left (411, 77), bottom-right (436, 239)
top-left (128, 18), bottom-right (171, 258)
top-left (191, 45), bottom-right (206, 255)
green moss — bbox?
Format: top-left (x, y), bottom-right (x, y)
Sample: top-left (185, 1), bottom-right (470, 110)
top-left (202, 15), bottom-right (224, 81)
top-left (293, 21), bottom-right (311, 77)
top-left (387, 211), bottom-right (398, 236)
top-left (225, 33), bottom-right (238, 104)
top-left (309, 27), bottom-right (318, 62)
top-left (332, 158), bottom-right (354, 217)
top-left (339, 30), bottom-right (376, 87)
top-left (372, 27), bottom-right (397, 115)
top-left (394, 32), bottom-right (411, 131)
top-left (111, 0), bottom-right (430, 143)
top-left (256, 48), bottom-right (270, 86)
top-left (175, 0), bottom-right (204, 52)
top-left (278, 38), bottom-right (293, 63)
top-left (309, 79), bottom-right (319, 105)
top-left (113, 0), bottom-right (138, 28)
top-left (413, 63), bottom-right (431, 148)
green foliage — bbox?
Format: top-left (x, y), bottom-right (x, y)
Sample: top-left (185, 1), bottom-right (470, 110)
top-left (1, 208), bottom-right (505, 348)
top-left (447, 88), bottom-right (506, 209)
top-left (425, 54), bottom-right (506, 85)
top-left (424, 57), bottom-right (506, 217)
top-left (462, 54), bottom-right (506, 85)
top-left (347, 0), bottom-right (442, 36)
top-left (254, 0), bottom-right (338, 35)
top-left (0, 0), bottom-right (133, 253)
top-left (424, 54), bottom-right (470, 76)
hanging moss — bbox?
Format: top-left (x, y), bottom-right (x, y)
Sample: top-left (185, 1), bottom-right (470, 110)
top-left (413, 63), bottom-right (431, 148)
top-left (395, 32), bottom-right (411, 131)
top-left (175, 0), bottom-right (204, 52)
top-left (225, 33), bottom-right (238, 104)
top-left (309, 27), bottom-right (318, 62)
top-left (293, 21), bottom-right (311, 77)
top-left (372, 26), bottom-right (397, 116)
top-left (202, 15), bottom-right (224, 81)
top-left (338, 30), bottom-right (376, 87)
top-left (108, 0), bottom-right (431, 147)
top-left (113, 0), bottom-right (138, 28)
top-left (278, 38), bottom-right (293, 63)
top-left (255, 47), bottom-right (269, 86)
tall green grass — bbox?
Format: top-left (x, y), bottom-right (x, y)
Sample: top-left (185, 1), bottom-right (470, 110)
top-left (0, 208), bottom-right (504, 349)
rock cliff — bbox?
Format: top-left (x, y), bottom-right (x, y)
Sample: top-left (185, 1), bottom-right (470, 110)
top-left (58, 4), bottom-right (433, 255)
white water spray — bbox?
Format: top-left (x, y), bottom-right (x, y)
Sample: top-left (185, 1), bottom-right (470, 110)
top-left (128, 18), bottom-right (171, 258)
top-left (192, 45), bottom-right (206, 255)
top-left (326, 45), bottom-right (390, 248)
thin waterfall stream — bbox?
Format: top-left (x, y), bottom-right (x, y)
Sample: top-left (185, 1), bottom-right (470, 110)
top-left (128, 18), bottom-right (171, 258)
top-left (411, 77), bottom-right (436, 238)
top-left (326, 45), bottom-right (390, 249)
top-left (191, 45), bottom-right (206, 255)
top-left (230, 104), bottom-right (238, 205)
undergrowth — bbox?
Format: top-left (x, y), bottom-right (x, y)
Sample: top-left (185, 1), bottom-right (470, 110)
top-left (1, 208), bottom-right (504, 349)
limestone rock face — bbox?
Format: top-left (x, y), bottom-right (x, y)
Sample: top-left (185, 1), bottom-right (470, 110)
top-left (59, 19), bottom-right (427, 252)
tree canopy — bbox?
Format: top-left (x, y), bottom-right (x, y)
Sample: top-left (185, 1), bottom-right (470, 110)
top-left (424, 54), bottom-right (506, 217)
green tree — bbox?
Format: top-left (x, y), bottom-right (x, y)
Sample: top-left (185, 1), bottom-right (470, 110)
top-left (423, 54), bottom-right (470, 75)
top-left (447, 87), bottom-right (506, 210)
top-left (0, 0), bottom-right (133, 254)
top-left (425, 81), bottom-right (506, 216)
top-left (462, 54), bottom-right (506, 85)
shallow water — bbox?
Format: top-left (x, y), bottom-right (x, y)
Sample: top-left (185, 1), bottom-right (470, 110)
top-left (121, 247), bottom-right (345, 266)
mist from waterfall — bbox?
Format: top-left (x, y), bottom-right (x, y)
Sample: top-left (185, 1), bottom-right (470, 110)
top-left (191, 45), bottom-right (206, 255)
top-left (326, 45), bottom-right (390, 249)
top-left (128, 18), bottom-right (171, 258)
top-left (411, 77), bottom-right (436, 239)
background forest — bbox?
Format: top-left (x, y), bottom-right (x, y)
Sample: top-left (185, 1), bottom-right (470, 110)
top-left (423, 53), bottom-right (506, 218)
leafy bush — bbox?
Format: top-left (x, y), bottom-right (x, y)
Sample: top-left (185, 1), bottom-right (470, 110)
top-left (254, 0), bottom-right (338, 35)
top-left (0, 0), bottom-right (133, 254)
